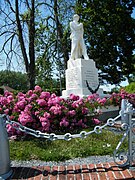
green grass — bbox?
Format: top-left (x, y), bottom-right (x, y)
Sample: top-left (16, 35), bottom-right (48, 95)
top-left (9, 130), bottom-right (128, 162)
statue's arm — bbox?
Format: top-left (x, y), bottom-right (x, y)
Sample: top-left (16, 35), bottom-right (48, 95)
top-left (70, 22), bottom-right (83, 31)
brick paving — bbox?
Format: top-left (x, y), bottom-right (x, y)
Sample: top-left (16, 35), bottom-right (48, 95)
top-left (8, 162), bottom-right (135, 180)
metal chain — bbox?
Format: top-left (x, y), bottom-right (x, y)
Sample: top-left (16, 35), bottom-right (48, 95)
top-left (4, 105), bottom-right (135, 141)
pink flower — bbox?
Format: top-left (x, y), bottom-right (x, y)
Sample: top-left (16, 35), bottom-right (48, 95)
top-left (7, 95), bottom-right (14, 102)
top-left (34, 85), bottom-right (42, 92)
top-left (27, 90), bottom-right (33, 96)
top-left (0, 97), bottom-right (8, 105)
top-left (36, 99), bottom-right (46, 106)
top-left (92, 118), bottom-right (100, 125)
top-left (69, 94), bottom-right (80, 101)
top-left (49, 105), bottom-right (62, 115)
top-left (9, 115), bottom-right (15, 120)
top-left (18, 111), bottom-right (33, 126)
top-left (24, 104), bottom-right (32, 113)
top-left (40, 92), bottom-right (50, 99)
top-left (71, 101), bottom-right (79, 108)
top-left (28, 93), bottom-right (38, 102)
top-left (4, 109), bottom-right (9, 114)
top-left (16, 100), bottom-right (27, 110)
top-left (41, 121), bottom-right (50, 131)
top-left (43, 112), bottom-right (51, 119)
top-left (34, 111), bottom-right (40, 116)
top-left (82, 107), bottom-right (89, 115)
top-left (60, 118), bottom-right (69, 127)
top-left (77, 119), bottom-right (83, 126)
top-left (97, 98), bottom-right (107, 105)
top-left (6, 124), bottom-right (16, 135)
top-left (39, 117), bottom-right (47, 122)
top-left (67, 110), bottom-right (76, 117)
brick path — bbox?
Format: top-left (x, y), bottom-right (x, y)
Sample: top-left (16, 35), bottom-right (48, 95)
top-left (9, 162), bottom-right (135, 180)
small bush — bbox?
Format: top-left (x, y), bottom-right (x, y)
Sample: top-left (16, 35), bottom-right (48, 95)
top-left (124, 82), bottom-right (135, 93)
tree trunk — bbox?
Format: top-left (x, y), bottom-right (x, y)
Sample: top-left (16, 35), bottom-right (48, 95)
top-left (15, 0), bottom-right (29, 73)
top-left (15, 0), bottom-right (35, 89)
top-left (28, 0), bottom-right (35, 89)
top-left (54, 0), bottom-right (69, 69)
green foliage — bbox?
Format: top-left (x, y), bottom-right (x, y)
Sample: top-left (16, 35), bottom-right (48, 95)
top-left (10, 130), bottom-right (127, 161)
top-left (0, 70), bottom-right (29, 91)
top-left (124, 82), bottom-right (135, 93)
top-left (76, 0), bottom-right (135, 85)
top-left (35, 53), bottom-right (53, 89)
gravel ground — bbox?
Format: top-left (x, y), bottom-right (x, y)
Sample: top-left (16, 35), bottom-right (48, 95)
top-left (11, 155), bottom-right (114, 167)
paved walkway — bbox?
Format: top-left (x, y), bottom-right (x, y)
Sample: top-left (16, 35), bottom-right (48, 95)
top-left (8, 162), bottom-right (135, 180)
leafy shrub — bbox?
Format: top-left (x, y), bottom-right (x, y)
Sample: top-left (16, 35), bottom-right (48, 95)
top-left (0, 86), bottom-right (134, 136)
top-left (124, 82), bottom-right (135, 93)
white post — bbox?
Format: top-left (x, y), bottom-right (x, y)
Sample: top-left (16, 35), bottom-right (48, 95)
top-left (0, 115), bottom-right (12, 179)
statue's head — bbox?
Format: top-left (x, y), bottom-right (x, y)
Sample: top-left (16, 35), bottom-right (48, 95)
top-left (73, 14), bottom-right (79, 21)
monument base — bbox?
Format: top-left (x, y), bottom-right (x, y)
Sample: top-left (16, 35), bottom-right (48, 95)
top-left (62, 58), bottom-right (105, 98)
top-left (62, 88), bottom-right (104, 98)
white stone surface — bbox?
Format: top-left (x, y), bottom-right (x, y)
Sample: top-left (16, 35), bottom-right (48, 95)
top-left (62, 58), bottom-right (103, 97)
top-left (70, 14), bottom-right (89, 60)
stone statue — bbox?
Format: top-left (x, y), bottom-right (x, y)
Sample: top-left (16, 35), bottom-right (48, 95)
top-left (70, 14), bottom-right (89, 60)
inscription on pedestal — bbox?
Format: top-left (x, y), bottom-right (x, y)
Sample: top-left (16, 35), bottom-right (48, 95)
top-left (62, 58), bottom-right (103, 97)
top-left (66, 68), bottom-right (80, 89)
top-left (83, 70), bottom-right (99, 88)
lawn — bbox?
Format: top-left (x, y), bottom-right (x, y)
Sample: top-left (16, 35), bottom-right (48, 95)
top-left (9, 129), bottom-right (128, 162)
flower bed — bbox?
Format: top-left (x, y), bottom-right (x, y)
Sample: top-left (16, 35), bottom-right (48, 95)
top-left (0, 86), bottom-right (134, 136)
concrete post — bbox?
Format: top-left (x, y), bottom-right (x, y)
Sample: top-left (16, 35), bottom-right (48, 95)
top-left (0, 115), bottom-right (12, 179)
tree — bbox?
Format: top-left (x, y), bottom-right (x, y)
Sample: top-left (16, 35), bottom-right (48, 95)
top-left (0, 0), bottom-right (74, 90)
top-left (35, 0), bottom-right (74, 93)
top-left (0, 70), bottom-right (29, 91)
top-left (0, 0), bottom-right (35, 89)
top-left (35, 52), bottom-right (53, 89)
top-left (76, 0), bottom-right (135, 85)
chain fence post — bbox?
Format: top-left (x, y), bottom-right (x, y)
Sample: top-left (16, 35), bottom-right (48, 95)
top-left (0, 115), bottom-right (12, 179)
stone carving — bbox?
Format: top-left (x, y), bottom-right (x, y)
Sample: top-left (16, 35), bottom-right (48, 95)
top-left (86, 80), bottom-right (100, 94)
top-left (70, 14), bottom-right (89, 60)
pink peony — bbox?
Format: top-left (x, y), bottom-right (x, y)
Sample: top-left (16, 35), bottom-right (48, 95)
top-left (34, 85), bottom-right (42, 92)
top-left (0, 97), bottom-right (8, 105)
top-left (60, 117), bottom-right (69, 127)
top-left (40, 92), bottom-right (50, 99)
top-left (82, 107), bottom-right (89, 115)
top-left (27, 90), bottom-right (33, 96)
top-left (67, 110), bottom-right (76, 117)
top-left (36, 99), bottom-right (46, 106)
top-left (97, 98), bottom-right (107, 105)
top-left (18, 111), bottom-right (33, 126)
top-left (16, 100), bottom-right (27, 110)
top-left (49, 105), bottom-right (62, 115)
top-left (43, 112), bottom-right (51, 119)
top-left (4, 109), bottom-right (9, 114)
top-left (93, 118), bottom-right (100, 125)
top-left (69, 94), bottom-right (80, 101)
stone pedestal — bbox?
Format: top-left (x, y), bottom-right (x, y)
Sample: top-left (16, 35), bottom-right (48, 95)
top-left (62, 58), bottom-right (103, 97)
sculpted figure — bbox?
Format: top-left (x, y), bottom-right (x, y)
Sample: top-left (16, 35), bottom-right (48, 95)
top-left (70, 14), bottom-right (89, 60)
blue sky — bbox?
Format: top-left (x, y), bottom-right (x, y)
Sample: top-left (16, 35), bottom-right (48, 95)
top-left (0, 7), bottom-right (135, 91)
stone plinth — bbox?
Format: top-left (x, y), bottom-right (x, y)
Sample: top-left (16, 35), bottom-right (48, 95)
top-left (62, 58), bottom-right (103, 97)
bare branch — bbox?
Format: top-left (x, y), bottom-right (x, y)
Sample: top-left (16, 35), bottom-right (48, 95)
top-left (5, 0), bottom-right (15, 13)
top-left (35, 2), bottom-right (53, 9)
top-left (0, 33), bottom-right (16, 53)
top-left (25, 0), bottom-right (30, 9)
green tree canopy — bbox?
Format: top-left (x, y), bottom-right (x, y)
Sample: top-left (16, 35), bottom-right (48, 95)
top-left (76, 0), bottom-right (135, 85)
top-left (0, 70), bottom-right (29, 91)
